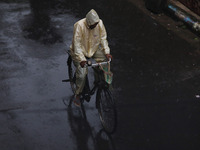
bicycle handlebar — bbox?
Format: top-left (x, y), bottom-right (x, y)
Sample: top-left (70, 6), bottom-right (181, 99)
top-left (87, 58), bottom-right (111, 67)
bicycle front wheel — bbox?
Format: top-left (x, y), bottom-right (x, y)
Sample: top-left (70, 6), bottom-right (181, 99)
top-left (96, 88), bottom-right (117, 134)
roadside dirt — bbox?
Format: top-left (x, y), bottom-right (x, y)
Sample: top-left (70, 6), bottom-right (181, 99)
top-left (127, 0), bottom-right (200, 52)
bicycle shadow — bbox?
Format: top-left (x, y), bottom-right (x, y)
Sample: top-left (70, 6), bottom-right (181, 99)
top-left (63, 96), bottom-right (116, 150)
top-left (95, 129), bottom-right (116, 150)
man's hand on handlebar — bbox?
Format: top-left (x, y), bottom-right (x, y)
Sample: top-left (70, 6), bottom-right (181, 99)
top-left (105, 54), bottom-right (112, 61)
top-left (80, 61), bottom-right (87, 68)
top-left (80, 60), bottom-right (92, 68)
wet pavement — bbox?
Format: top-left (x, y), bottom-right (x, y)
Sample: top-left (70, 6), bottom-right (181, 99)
top-left (0, 0), bottom-right (200, 150)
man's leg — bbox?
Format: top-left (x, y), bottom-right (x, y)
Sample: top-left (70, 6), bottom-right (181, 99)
top-left (73, 60), bottom-right (88, 106)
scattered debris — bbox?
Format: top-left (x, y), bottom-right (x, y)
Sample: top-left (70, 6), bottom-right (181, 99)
top-left (168, 4), bottom-right (200, 33)
top-left (195, 95), bottom-right (200, 98)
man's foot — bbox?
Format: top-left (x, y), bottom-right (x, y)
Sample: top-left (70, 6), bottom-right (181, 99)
top-left (73, 95), bottom-right (81, 107)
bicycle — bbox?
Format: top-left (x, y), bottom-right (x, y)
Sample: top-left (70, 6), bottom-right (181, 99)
top-left (62, 50), bottom-right (117, 134)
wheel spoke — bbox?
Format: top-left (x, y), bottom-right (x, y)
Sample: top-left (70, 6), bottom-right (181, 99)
top-left (97, 89), bottom-right (117, 134)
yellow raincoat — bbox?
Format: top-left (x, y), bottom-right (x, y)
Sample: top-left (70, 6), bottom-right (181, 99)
top-left (70, 9), bottom-right (110, 95)
top-left (70, 11), bottom-right (110, 62)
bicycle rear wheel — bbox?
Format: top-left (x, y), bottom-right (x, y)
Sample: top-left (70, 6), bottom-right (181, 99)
top-left (67, 55), bottom-right (76, 94)
top-left (96, 88), bottom-right (117, 134)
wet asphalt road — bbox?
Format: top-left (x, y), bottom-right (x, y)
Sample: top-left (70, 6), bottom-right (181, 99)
top-left (0, 0), bottom-right (200, 150)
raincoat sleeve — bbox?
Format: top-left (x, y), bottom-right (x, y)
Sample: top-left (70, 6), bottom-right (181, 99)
top-left (73, 23), bottom-right (86, 62)
top-left (99, 20), bottom-right (110, 54)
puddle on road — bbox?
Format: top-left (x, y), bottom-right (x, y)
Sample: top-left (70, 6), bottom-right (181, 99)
top-left (0, 1), bottom-right (108, 150)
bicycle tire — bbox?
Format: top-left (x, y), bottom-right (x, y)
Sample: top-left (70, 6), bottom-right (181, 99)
top-left (96, 88), bottom-right (117, 134)
top-left (67, 55), bottom-right (76, 94)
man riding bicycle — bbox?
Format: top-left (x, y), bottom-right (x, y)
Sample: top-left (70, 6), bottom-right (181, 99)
top-left (70, 9), bottom-right (112, 107)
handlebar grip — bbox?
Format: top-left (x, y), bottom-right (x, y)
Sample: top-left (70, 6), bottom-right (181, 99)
top-left (87, 61), bottom-right (92, 66)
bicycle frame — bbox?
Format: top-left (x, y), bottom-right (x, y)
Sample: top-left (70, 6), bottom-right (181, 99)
top-left (64, 50), bottom-right (111, 103)
top-left (81, 64), bottom-right (108, 102)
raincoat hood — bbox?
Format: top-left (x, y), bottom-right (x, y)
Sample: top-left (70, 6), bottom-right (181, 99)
top-left (86, 9), bottom-right (100, 26)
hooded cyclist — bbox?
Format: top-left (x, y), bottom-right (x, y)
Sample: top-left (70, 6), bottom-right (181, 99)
top-left (70, 9), bottom-right (112, 106)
